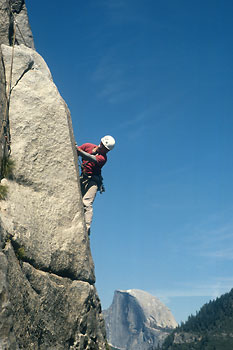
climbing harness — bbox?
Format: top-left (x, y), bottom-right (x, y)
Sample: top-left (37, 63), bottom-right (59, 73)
top-left (80, 172), bottom-right (105, 194)
top-left (77, 146), bottom-right (105, 194)
top-left (79, 160), bottom-right (105, 194)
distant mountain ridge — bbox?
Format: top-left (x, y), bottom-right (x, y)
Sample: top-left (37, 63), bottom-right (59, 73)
top-left (160, 288), bottom-right (233, 350)
top-left (104, 289), bottom-right (177, 350)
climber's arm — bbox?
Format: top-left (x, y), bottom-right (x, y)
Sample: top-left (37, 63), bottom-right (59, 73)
top-left (77, 147), bottom-right (98, 163)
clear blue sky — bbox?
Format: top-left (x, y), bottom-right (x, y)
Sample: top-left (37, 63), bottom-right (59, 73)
top-left (27, 1), bottom-right (233, 324)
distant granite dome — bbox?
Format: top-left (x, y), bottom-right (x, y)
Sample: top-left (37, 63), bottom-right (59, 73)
top-left (103, 289), bottom-right (178, 350)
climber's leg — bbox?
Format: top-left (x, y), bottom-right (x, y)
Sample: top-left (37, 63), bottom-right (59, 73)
top-left (82, 180), bottom-right (98, 232)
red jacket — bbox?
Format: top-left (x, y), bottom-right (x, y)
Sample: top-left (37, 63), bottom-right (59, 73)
top-left (79, 143), bottom-right (107, 175)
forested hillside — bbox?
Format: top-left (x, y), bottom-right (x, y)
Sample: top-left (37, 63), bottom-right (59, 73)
top-left (160, 288), bottom-right (233, 350)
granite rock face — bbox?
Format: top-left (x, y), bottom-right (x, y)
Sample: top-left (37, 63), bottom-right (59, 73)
top-left (2, 243), bottom-right (106, 350)
top-left (1, 43), bottom-right (95, 283)
top-left (0, 1), bottom-right (106, 349)
top-left (0, 0), bottom-right (34, 47)
top-left (0, 250), bottom-right (18, 350)
top-left (103, 289), bottom-right (178, 350)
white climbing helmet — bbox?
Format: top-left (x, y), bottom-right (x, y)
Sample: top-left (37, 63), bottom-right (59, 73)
top-left (101, 135), bottom-right (115, 151)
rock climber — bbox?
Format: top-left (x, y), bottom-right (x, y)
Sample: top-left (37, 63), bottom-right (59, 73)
top-left (76, 135), bottom-right (115, 235)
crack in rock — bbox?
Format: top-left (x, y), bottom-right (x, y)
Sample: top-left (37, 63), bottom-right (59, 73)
top-left (10, 59), bottom-right (33, 92)
top-left (7, 238), bottom-right (93, 285)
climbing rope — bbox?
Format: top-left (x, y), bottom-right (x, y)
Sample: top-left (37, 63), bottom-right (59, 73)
top-left (8, 5), bottom-right (28, 47)
top-left (0, 15), bottom-right (16, 154)
top-left (0, 3), bottom-right (25, 178)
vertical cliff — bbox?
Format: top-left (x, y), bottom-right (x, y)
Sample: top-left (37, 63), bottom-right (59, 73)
top-left (0, 1), bottom-right (106, 349)
top-left (104, 290), bottom-right (178, 350)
